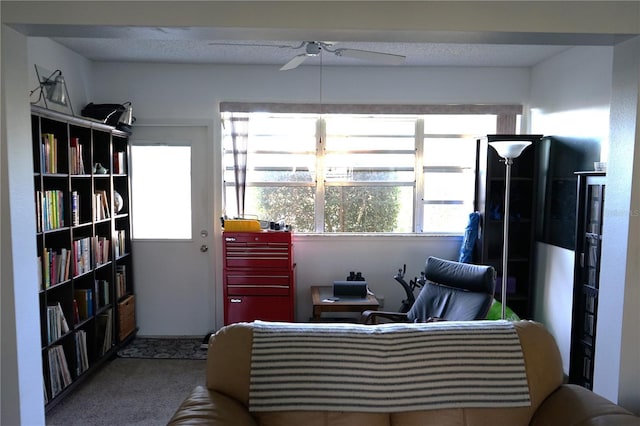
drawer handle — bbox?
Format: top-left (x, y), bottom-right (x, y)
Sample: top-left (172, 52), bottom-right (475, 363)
top-left (230, 298), bottom-right (242, 303)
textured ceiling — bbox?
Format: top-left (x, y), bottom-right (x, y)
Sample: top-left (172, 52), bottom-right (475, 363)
top-left (52, 38), bottom-right (572, 68)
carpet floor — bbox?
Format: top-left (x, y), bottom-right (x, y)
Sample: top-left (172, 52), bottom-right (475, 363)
top-left (46, 358), bottom-right (206, 426)
top-left (117, 337), bottom-right (207, 360)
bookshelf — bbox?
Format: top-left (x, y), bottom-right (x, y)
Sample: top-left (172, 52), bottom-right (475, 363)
top-left (474, 134), bottom-right (542, 319)
top-left (31, 105), bottom-right (136, 410)
top-left (569, 172), bottom-right (605, 390)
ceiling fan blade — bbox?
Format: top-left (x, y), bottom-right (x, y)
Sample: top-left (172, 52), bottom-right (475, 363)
top-left (334, 48), bottom-right (405, 65)
top-left (280, 54), bottom-right (309, 71)
top-left (208, 41), bottom-right (295, 49)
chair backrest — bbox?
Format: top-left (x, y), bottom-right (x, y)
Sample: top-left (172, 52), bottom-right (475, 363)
top-left (407, 256), bottom-right (496, 322)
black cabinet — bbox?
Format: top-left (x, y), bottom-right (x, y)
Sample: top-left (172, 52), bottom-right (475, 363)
top-left (569, 172), bottom-right (605, 390)
top-left (474, 134), bottom-right (542, 319)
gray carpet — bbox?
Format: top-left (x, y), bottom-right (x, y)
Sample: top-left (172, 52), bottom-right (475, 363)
top-left (46, 358), bottom-right (206, 426)
top-left (117, 337), bottom-right (207, 360)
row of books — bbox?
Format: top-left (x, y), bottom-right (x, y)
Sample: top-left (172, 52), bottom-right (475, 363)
top-left (46, 302), bottom-right (70, 344)
top-left (48, 345), bottom-right (72, 398)
top-left (115, 230), bottom-right (126, 258)
top-left (96, 279), bottom-right (111, 308)
top-left (113, 151), bottom-right (126, 174)
top-left (97, 309), bottom-right (113, 356)
top-left (93, 235), bottom-right (110, 266)
top-left (39, 247), bottom-right (71, 290)
top-left (41, 133), bottom-right (59, 174)
top-left (74, 289), bottom-right (94, 321)
top-left (73, 237), bottom-right (92, 276)
top-left (115, 265), bottom-right (127, 299)
top-left (74, 330), bottom-right (89, 376)
top-left (35, 190), bottom-right (64, 232)
top-left (69, 137), bottom-right (86, 175)
top-left (93, 190), bottom-right (110, 221)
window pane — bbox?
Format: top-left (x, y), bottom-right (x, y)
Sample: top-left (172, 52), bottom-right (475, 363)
top-left (325, 186), bottom-right (413, 233)
top-left (423, 138), bottom-right (477, 167)
top-left (424, 171), bottom-right (475, 200)
top-left (422, 203), bottom-right (473, 233)
top-left (131, 145), bottom-right (191, 239)
top-left (225, 185), bottom-right (315, 232)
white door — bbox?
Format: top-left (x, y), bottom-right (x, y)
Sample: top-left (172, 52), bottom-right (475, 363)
top-left (129, 125), bottom-right (215, 336)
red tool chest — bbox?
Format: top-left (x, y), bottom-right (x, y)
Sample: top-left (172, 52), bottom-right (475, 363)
top-left (222, 231), bottom-right (295, 325)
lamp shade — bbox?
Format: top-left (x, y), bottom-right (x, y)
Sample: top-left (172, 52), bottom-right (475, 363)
top-left (489, 141), bottom-right (531, 159)
top-left (46, 74), bottom-right (68, 106)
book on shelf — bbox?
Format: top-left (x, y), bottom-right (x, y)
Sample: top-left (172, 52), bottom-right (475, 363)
top-left (93, 190), bottom-right (110, 221)
top-left (71, 191), bottom-right (79, 226)
top-left (115, 230), bottom-right (126, 257)
top-left (72, 237), bottom-right (91, 276)
top-left (113, 151), bottom-right (126, 174)
top-left (96, 279), bottom-right (110, 307)
top-left (42, 133), bottom-right (58, 174)
top-left (96, 308), bottom-right (113, 356)
top-left (115, 265), bottom-right (127, 299)
top-left (73, 288), bottom-right (93, 320)
top-left (41, 247), bottom-right (71, 289)
top-left (38, 190), bottom-right (64, 231)
top-left (48, 345), bottom-right (72, 398)
top-left (46, 302), bottom-right (70, 344)
top-left (92, 235), bottom-right (110, 266)
top-left (74, 330), bottom-right (89, 376)
top-left (70, 137), bottom-right (86, 175)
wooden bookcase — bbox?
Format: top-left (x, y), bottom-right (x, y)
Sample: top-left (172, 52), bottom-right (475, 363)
top-left (31, 105), bottom-right (136, 410)
top-left (474, 134), bottom-right (542, 319)
top-left (569, 172), bottom-right (605, 390)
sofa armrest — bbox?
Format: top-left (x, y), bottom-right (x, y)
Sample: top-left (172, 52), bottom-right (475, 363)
top-left (168, 385), bottom-right (257, 426)
top-left (531, 384), bottom-right (640, 426)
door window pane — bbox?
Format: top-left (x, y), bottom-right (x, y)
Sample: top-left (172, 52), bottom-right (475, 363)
top-left (131, 145), bottom-right (192, 239)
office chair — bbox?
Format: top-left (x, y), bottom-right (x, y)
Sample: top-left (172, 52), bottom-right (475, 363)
top-left (361, 256), bottom-right (496, 324)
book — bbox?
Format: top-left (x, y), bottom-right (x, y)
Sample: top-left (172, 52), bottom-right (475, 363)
top-left (71, 191), bottom-right (79, 226)
top-left (96, 309), bottom-right (113, 356)
top-left (73, 289), bottom-right (93, 320)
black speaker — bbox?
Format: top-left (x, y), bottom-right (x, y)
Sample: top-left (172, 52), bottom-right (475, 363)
top-left (333, 281), bottom-right (368, 298)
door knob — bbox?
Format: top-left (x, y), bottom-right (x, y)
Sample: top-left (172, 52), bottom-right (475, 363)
top-left (200, 244), bottom-right (208, 252)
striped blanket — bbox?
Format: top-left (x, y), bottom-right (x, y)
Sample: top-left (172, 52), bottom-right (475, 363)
top-left (248, 320), bottom-right (531, 413)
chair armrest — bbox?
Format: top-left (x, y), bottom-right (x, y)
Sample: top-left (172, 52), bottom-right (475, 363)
top-left (531, 384), bottom-right (640, 426)
top-left (360, 310), bottom-right (409, 324)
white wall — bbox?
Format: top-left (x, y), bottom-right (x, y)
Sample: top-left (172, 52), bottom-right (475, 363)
top-left (530, 42), bottom-right (640, 414)
top-left (529, 46), bottom-right (613, 373)
top-left (27, 37), bottom-right (93, 115)
top-left (1, 26), bottom-right (45, 425)
top-left (595, 36), bottom-right (640, 412)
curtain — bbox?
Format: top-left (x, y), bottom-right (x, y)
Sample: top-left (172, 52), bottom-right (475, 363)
top-left (230, 114), bottom-right (249, 218)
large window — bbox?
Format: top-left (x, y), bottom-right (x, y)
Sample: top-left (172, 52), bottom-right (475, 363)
top-left (222, 104), bottom-right (519, 234)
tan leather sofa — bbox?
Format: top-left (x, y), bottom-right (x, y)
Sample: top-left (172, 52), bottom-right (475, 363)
top-left (168, 321), bottom-right (639, 425)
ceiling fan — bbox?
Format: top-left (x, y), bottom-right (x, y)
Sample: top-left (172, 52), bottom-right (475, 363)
top-left (208, 41), bottom-right (406, 70)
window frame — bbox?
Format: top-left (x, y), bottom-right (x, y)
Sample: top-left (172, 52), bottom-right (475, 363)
top-left (221, 103), bottom-right (521, 234)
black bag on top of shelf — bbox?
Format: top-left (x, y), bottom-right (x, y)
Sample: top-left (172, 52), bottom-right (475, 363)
top-left (81, 103), bottom-right (126, 126)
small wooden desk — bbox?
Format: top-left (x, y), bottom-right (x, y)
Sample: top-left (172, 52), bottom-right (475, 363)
top-left (311, 286), bottom-right (379, 321)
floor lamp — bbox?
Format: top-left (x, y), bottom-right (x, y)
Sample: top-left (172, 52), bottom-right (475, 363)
top-left (488, 141), bottom-right (532, 319)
